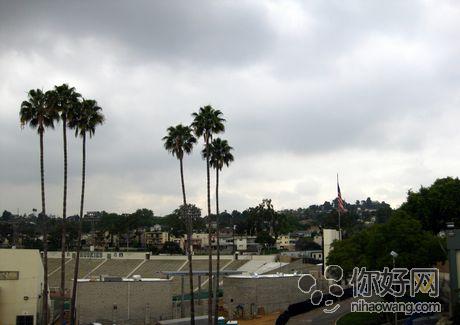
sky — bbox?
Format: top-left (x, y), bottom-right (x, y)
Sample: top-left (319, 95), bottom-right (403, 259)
top-left (1, 0), bottom-right (460, 217)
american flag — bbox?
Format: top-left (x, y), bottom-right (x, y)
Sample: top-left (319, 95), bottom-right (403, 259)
top-left (337, 177), bottom-right (346, 213)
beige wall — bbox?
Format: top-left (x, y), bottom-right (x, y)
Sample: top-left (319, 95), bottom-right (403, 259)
top-left (224, 275), bottom-right (306, 319)
top-left (77, 279), bottom-right (173, 324)
top-left (276, 235), bottom-right (296, 250)
top-left (0, 249), bottom-right (44, 325)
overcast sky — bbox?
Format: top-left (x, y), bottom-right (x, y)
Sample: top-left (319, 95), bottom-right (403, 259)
top-left (1, 1), bottom-right (460, 217)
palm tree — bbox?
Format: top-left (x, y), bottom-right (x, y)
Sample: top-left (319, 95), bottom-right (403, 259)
top-left (162, 124), bottom-right (197, 324)
top-left (204, 138), bottom-right (234, 324)
top-left (48, 83), bottom-right (81, 324)
top-left (20, 89), bottom-right (59, 325)
top-left (68, 99), bottom-right (104, 325)
top-left (191, 105), bottom-right (225, 324)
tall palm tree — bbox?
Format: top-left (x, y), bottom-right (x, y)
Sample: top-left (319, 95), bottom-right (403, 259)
top-left (163, 124), bottom-right (197, 324)
top-left (204, 138), bottom-right (234, 324)
top-left (49, 83), bottom-right (81, 324)
top-left (20, 89), bottom-right (59, 325)
top-left (68, 99), bottom-right (104, 325)
top-left (191, 105), bottom-right (225, 324)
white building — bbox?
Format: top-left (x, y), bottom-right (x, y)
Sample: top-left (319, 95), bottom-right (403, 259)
top-left (0, 249), bottom-right (47, 325)
top-left (323, 229), bottom-right (341, 269)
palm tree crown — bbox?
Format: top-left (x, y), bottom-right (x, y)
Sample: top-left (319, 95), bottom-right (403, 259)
top-left (191, 105), bottom-right (225, 140)
top-left (203, 138), bottom-right (234, 170)
top-left (20, 89), bottom-right (59, 132)
top-left (49, 84), bottom-right (81, 119)
top-left (69, 99), bottom-right (105, 138)
top-left (162, 124), bottom-right (197, 159)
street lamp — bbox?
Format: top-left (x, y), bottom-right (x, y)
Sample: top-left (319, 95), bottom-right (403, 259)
top-left (390, 250), bottom-right (398, 265)
top-left (390, 251), bottom-right (398, 325)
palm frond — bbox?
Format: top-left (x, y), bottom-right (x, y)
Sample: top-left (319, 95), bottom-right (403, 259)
top-left (68, 99), bottom-right (104, 138)
top-left (204, 137), bottom-right (234, 170)
top-left (162, 124), bottom-right (196, 159)
top-left (19, 89), bottom-right (59, 133)
top-left (191, 105), bottom-right (226, 140)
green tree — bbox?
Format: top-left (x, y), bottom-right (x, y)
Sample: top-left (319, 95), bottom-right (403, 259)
top-left (131, 208), bottom-right (155, 228)
top-left (162, 205), bottom-right (204, 237)
top-left (130, 209), bottom-right (156, 246)
top-left (20, 88), bottom-right (59, 324)
top-left (327, 211), bottom-right (446, 279)
top-left (255, 231), bottom-right (275, 247)
top-left (1, 210), bottom-right (14, 221)
top-left (160, 241), bottom-right (184, 255)
top-left (68, 98), bottom-right (104, 325)
top-left (246, 199), bottom-right (290, 240)
top-left (98, 213), bottom-right (125, 246)
top-left (163, 124), bottom-right (197, 324)
top-left (204, 137), bottom-right (234, 322)
top-left (295, 238), bottom-right (321, 251)
top-left (401, 177), bottom-right (460, 234)
top-left (48, 83), bottom-right (81, 324)
top-left (191, 105), bottom-right (225, 322)
top-left (375, 202), bottom-right (392, 224)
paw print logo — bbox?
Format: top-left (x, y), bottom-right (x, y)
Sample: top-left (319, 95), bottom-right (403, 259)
top-left (298, 265), bottom-right (344, 314)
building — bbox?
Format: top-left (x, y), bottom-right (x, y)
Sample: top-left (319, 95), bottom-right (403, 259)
top-left (192, 233), bottom-right (209, 248)
top-left (169, 235), bottom-right (185, 251)
top-left (83, 211), bottom-right (101, 224)
top-left (281, 250), bottom-right (323, 261)
top-left (323, 229), bottom-right (341, 269)
top-left (447, 227), bottom-right (460, 309)
top-left (142, 226), bottom-right (170, 248)
top-left (224, 274), bottom-right (305, 319)
top-left (77, 277), bottom-right (173, 324)
top-left (276, 235), bottom-right (296, 251)
top-left (0, 249), bottom-right (46, 325)
top-left (234, 236), bottom-right (260, 254)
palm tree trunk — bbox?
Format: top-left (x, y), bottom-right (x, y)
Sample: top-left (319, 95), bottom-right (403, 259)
top-left (181, 157), bottom-right (195, 324)
top-left (60, 119), bottom-right (68, 325)
top-left (206, 135), bottom-right (213, 325)
top-left (214, 168), bottom-right (220, 325)
top-left (40, 129), bottom-right (49, 325)
top-left (70, 133), bottom-right (85, 325)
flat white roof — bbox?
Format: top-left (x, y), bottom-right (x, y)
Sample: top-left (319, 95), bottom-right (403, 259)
top-left (78, 277), bottom-right (169, 282)
top-left (227, 273), bottom-right (303, 279)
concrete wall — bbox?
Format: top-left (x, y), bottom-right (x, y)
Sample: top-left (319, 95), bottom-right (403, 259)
top-left (0, 249), bottom-right (44, 325)
top-left (224, 274), bottom-right (306, 319)
top-left (237, 255), bottom-right (276, 262)
top-left (77, 279), bottom-right (173, 324)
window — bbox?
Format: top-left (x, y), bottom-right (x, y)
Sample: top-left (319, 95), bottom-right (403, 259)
top-left (16, 316), bottom-right (33, 325)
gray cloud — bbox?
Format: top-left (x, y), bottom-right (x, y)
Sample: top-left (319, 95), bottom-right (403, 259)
top-left (1, 0), bottom-right (460, 216)
top-left (0, 0), bottom-right (274, 67)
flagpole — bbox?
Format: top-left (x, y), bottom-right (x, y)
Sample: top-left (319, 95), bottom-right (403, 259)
top-left (337, 173), bottom-right (342, 240)
top-left (338, 210), bottom-right (341, 240)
